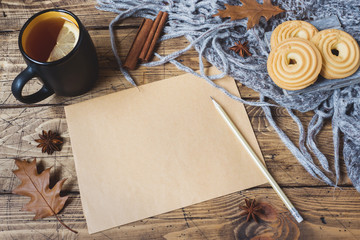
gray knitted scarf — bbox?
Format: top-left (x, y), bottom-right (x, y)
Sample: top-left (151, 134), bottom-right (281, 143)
top-left (96, 0), bottom-right (360, 192)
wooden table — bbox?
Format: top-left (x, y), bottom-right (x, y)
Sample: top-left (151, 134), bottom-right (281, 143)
top-left (1, 1), bottom-right (360, 239)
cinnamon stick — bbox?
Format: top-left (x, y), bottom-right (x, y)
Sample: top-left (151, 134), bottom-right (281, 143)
top-left (139, 11), bottom-right (164, 61)
top-left (142, 11), bottom-right (168, 62)
top-left (124, 18), bottom-right (153, 70)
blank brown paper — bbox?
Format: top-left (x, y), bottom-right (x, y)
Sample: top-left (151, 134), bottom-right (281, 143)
top-left (65, 67), bottom-right (268, 234)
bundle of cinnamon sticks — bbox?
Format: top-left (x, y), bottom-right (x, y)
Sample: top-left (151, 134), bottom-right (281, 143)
top-left (124, 11), bottom-right (168, 70)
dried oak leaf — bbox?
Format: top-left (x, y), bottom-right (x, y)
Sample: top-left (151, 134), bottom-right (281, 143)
top-left (213, 0), bottom-right (285, 29)
top-left (12, 159), bottom-right (77, 233)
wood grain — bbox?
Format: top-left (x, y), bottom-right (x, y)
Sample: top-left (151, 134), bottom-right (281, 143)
top-left (1, 188), bottom-right (360, 239)
top-left (0, 28), bottom-right (203, 106)
top-left (1, 0), bottom-right (360, 239)
top-left (0, 0), bottom-right (143, 31)
top-left (0, 106), bottom-right (352, 194)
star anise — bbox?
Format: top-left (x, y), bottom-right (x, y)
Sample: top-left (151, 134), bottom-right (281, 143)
top-left (229, 41), bottom-right (252, 57)
top-left (239, 198), bottom-right (262, 223)
top-left (35, 130), bottom-right (63, 155)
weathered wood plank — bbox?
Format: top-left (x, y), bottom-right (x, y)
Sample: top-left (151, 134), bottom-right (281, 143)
top-left (0, 0), bottom-right (142, 31)
top-left (0, 107), bottom-right (323, 157)
top-left (1, 187), bottom-right (359, 240)
top-left (0, 105), bottom-right (352, 194)
top-left (0, 28), bottom-right (212, 106)
top-left (0, 153), bottom-right (349, 195)
top-left (1, 2), bottom-right (359, 240)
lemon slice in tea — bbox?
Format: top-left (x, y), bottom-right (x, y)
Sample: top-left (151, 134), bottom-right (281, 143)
top-left (47, 21), bottom-right (79, 62)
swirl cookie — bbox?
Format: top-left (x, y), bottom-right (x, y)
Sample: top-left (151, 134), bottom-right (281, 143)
top-left (270, 20), bottom-right (318, 49)
top-left (267, 38), bottom-right (322, 90)
top-left (311, 29), bottom-right (360, 79)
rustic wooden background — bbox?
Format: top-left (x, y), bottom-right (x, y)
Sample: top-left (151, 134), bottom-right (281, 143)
top-left (1, 0), bottom-right (360, 239)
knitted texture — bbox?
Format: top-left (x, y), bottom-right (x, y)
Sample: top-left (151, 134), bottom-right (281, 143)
top-left (96, 0), bottom-right (360, 191)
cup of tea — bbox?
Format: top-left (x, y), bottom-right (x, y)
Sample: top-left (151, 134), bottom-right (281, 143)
top-left (12, 9), bottom-right (98, 103)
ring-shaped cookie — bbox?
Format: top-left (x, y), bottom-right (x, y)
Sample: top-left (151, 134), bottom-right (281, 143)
top-left (311, 29), bottom-right (360, 79)
top-left (270, 20), bottom-right (318, 49)
top-left (267, 38), bottom-right (322, 90)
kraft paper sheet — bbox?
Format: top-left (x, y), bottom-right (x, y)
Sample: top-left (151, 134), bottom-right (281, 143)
top-left (65, 67), bottom-right (268, 234)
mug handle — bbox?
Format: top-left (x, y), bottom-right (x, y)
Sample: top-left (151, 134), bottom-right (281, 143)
top-left (12, 66), bottom-right (54, 103)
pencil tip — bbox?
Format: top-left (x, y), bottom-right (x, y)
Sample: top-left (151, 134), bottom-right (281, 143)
top-left (210, 96), bottom-right (214, 101)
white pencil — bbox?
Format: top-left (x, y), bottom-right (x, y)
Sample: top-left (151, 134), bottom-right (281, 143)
top-left (210, 97), bottom-right (303, 223)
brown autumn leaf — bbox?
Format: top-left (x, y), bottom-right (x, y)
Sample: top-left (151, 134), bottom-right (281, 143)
top-left (213, 0), bottom-right (285, 29)
top-left (12, 158), bottom-right (77, 233)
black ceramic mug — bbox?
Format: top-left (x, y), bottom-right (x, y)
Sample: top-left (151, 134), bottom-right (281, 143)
top-left (12, 9), bottom-right (98, 103)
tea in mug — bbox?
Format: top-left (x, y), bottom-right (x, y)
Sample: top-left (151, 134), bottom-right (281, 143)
top-left (22, 12), bottom-right (79, 62)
